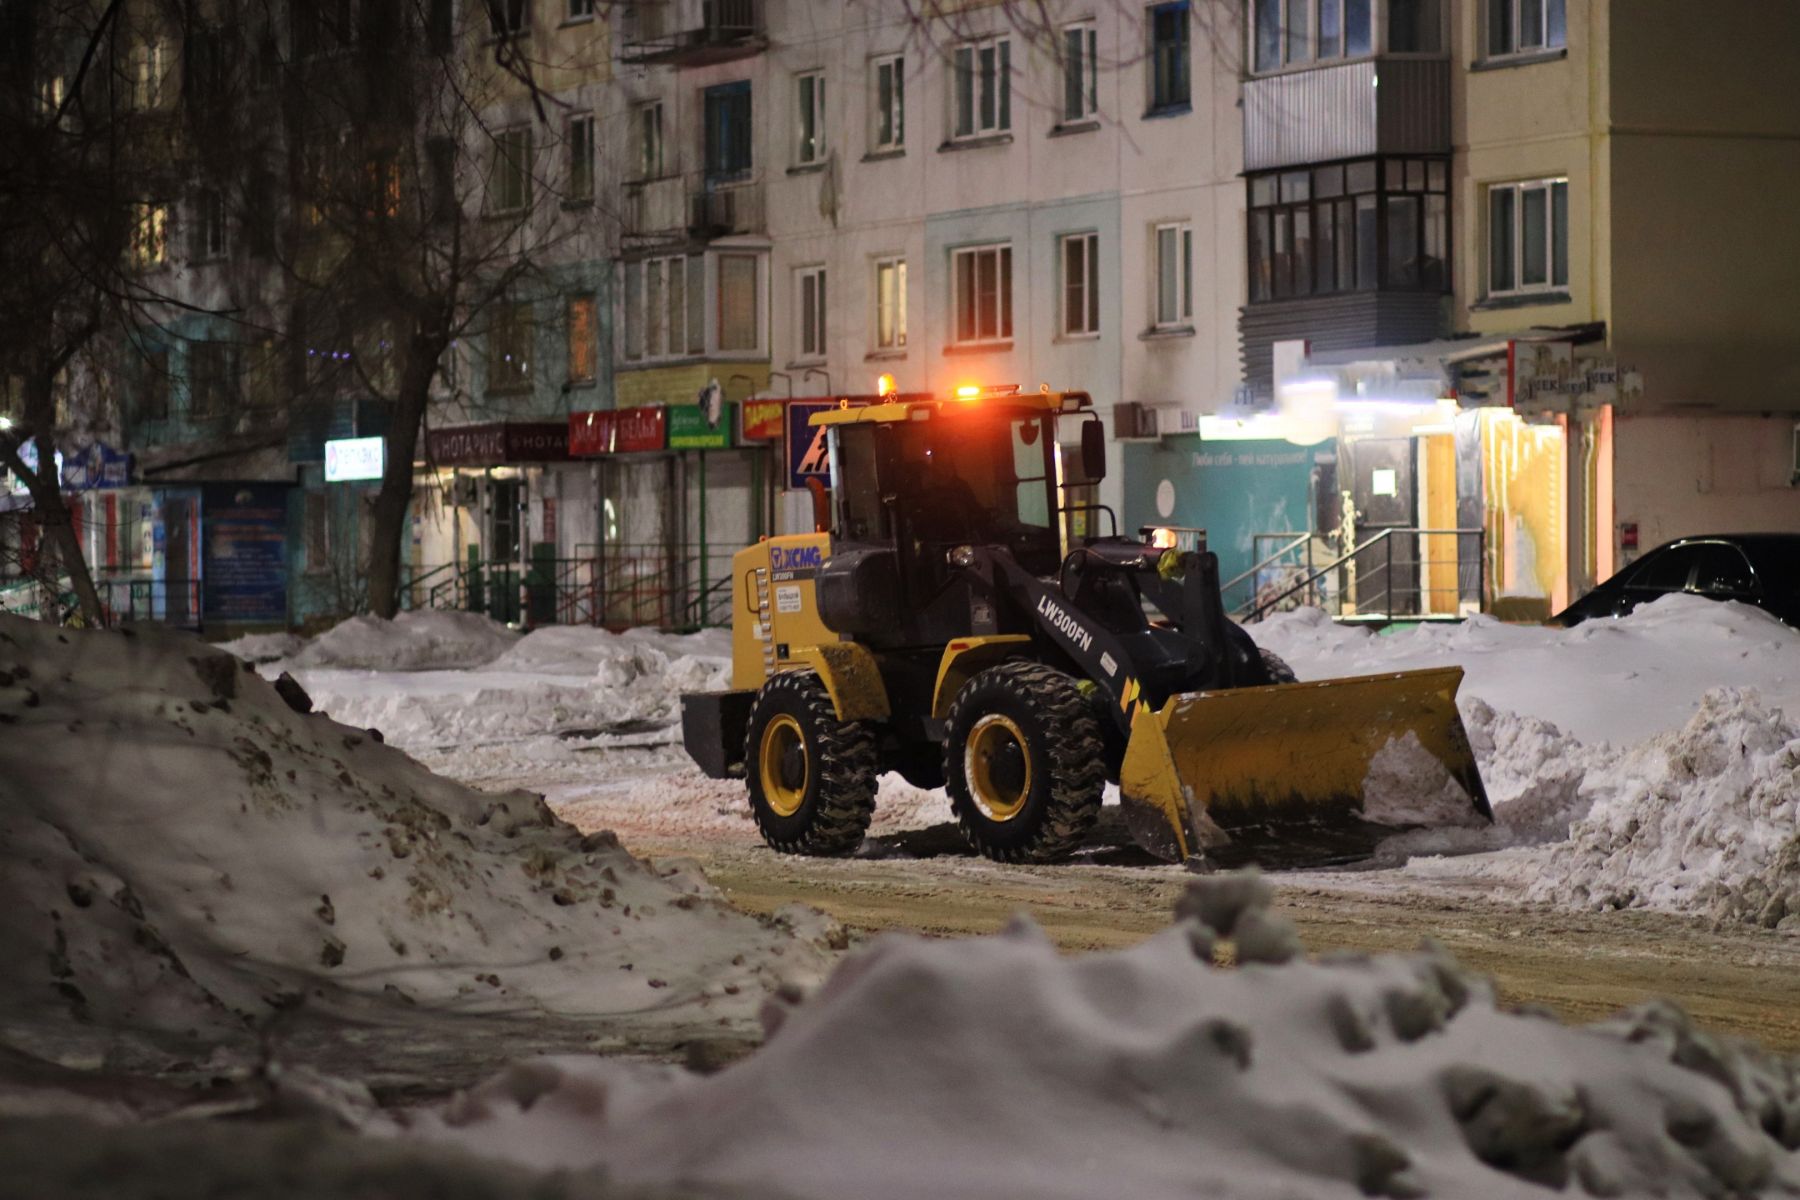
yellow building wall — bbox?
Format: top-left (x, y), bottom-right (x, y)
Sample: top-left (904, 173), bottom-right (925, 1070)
top-left (1481, 411), bottom-right (1568, 616)
top-left (614, 363), bottom-right (771, 411)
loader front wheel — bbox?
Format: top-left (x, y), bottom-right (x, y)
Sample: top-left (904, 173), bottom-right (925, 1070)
top-left (745, 671), bottom-right (878, 856)
top-left (944, 662), bottom-right (1106, 863)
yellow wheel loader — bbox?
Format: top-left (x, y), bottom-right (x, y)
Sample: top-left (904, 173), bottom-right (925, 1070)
top-left (680, 388), bottom-right (1490, 865)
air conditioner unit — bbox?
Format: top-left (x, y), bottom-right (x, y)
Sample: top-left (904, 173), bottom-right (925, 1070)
top-left (1161, 408), bottom-right (1203, 436)
top-left (1113, 402), bottom-right (1159, 441)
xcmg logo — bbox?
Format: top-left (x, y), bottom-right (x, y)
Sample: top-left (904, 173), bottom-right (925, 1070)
top-left (1036, 594), bottom-right (1094, 653)
top-left (772, 544), bottom-right (824, 573)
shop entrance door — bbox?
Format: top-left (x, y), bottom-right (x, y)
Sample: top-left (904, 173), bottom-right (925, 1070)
top-left (1345, 437), bottom-right (1418, 616)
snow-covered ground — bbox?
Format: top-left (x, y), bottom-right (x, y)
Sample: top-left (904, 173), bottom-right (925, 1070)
top-left (248, 596), bottom-right (1800, 929)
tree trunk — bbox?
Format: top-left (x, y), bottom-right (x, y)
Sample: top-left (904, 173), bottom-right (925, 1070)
top-left (363, 334), bottom-right (439, 619)
top-left (2, 373), bottom-right (105, 627)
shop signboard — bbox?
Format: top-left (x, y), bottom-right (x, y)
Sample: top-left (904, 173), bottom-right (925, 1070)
top-left (60, 442), bottom-right (132, 490)
top-left (785, 402), bottom-right (836, 490)
top-left (324, 436), bottom-right (385, 482)
top-left (741, 399), bottom-right (785, 441)
top-left (426, 423), bottom-right (569, 466)
top-left (568, 409), bottom-right (613, 456)
top-left (668, 402), bottom-right (735, 450)
top-left (201, 483), bottom-right (288, 625)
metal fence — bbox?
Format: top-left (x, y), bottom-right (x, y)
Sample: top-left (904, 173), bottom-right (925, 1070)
top-left (1240, 528), bottom-right (1486, 624)
top-left (402, 542), bottom-right (735, 631)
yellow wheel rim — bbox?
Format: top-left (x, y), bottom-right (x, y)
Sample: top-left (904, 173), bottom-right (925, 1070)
top-left (759, 714), bottom-right (809, 818)
top-left (965, 714), bottom-right (1032, 822)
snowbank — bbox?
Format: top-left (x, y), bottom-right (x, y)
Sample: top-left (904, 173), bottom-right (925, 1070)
top-left (214, 630), bottom-right (306, 664)
top-left (0, 615), bottom-right (830, 1045)
top-left (289, 609), bottom-right (520, 672)
top-left (412, 876), bottom-right (1800, 1199)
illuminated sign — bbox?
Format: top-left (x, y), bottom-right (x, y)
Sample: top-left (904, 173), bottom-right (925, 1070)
top-left (324, 436), bottom-right (386, 482)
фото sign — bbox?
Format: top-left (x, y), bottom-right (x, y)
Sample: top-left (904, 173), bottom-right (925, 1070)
top-left (324, 436), bottom-right (385, 482)
top-left (785, 402), bottom-right (835, 490)
top-left (668, 402), bottom-right (735, 450)
top-left (567, 407), bottom-right (667, 455)
top-left (426, 423), bottom-right (570, 466)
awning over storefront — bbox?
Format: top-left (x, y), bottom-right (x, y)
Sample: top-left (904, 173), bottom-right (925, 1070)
top-left (425, 422), bottom-right (570, 466)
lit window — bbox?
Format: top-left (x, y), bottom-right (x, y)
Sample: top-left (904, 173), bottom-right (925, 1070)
top-left (874, 257), bottom-right (907, 350)
top-left (952, 37), bottom-right (1010, 139)
top-left (717, 254), bottom-right (760, 352)
top-left (1154, 222), bottom-right (1192, 327)
top-left (795, 70), bottom-right (826, 165)
top-left (1061, 232), bottom-right (1099, 337)
top-left (796, 266), bottom-right (826, 360)
top-left (567, 294), bottom-right (596, 383)
top-left (1488, 178), bottom-right (1569, 297)
top-left (1062, 23), bottom-right (1097, 123)
top-left (129, 203), bottom-right (168, 268)
top-left (951, 243), bottom-right (1012, 345)
top-left (871, 55), bottom-right (904, 151)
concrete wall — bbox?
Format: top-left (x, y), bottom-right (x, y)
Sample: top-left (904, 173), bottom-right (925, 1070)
top-left (1612, 414), bottom-right (1800, 556)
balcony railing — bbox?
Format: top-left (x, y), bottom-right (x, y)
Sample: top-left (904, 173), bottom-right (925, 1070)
top-left (619, 0), bottom-right (764, 67)
top-left (690, 178), bottom-right (763, 237)
top-left (623, 175), bottom-right (688, 239)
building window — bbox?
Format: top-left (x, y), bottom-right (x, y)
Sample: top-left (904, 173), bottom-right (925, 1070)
top-left (567, 113), bottom-right (595, 204)
top-left (135, 347), bottom-right (170, 421)
top-left (1247, 157), bottom-right (1447, 301)
top-left (718, 253), bottom-right (761, 352)
top-left (874, 257), bottom-right (906, 349)
top-left (795, 70), bottom-right (826, 165)
top-left (486, 0), bottom-right (528, 37)
top-left (1148, 3), bottom-right (1190, 112)
top-left (952, 36), bottom-right (1010, 139)
top-left (704, 81), bottom-right (753, 181)
top-left (128, 203), bottom-right (168, 268)
top-left (1487, 0), bottom-right (1565, 57)
top-left (131, 40), bottom-right (168, 109)
top-left (567, 0), bottom-right (595, 20)
top-left (191, 189), bottom-right (228, 260)
top-left (622, 254), bottom-right (705, 362)
top-left (1488, 178), bottom-right (1568, 297)
top-left (188, 341), bottom-right (239, 418)
top-left (951, 243), bottom-right (1012, 346)
top-left (487, 302), bottom-right (533, 392)
top-left (1154, 222), bottom-right (1192, 327)
top-left (1253, 0), bottom-right (1373, 71)
top-left (1061, 23), bottom-right (1097, 123)
top-left (796, 266), bottom-right (826, 360)
top-left (1387, 0), bottom-right (1442, 53)
top-left (1060, 232), bottom-right (1099, 337)
top-left (567, 293), bottom-right (597, 384)
top-left (491, 125), bottom-right (532, 213)
top-left (871, 54), bottom-right (904, 151)
top-left (635, 101), bottom-right (663, 179)
top-left (304, 492), bottom-right (330, 573)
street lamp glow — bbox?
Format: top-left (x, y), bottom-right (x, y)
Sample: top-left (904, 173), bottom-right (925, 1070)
top-left (0, 415), bottom-right (13, 430)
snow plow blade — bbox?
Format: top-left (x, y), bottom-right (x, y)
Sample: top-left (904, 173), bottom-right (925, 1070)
top-left (1117, 666), bottom-right (1492, 863)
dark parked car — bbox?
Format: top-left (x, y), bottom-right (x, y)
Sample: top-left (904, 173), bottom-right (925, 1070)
top-left (1555, 534), bottom-right (1800, 627)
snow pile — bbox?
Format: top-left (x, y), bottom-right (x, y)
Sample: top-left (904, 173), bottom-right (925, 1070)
top-left (412, 875), bottom-right (1800, 1199)
top-left (214, 629), bottom-right (306, 664)
top-left (1530, 690), bottom-right (1800, 927)
top-left (0, 615), bottom-right (831, 1045)
top-left (289, 609), bottom-right (521, 672)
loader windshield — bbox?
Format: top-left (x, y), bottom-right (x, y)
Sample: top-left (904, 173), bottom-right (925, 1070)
top-left (894, 409), bottom-right (1059, 574)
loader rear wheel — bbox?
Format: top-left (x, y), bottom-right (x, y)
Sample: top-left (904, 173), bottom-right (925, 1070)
top-left (745, 671), bottom-right (878, 856)
top-left (944, 662), bottom-right (1106, 863)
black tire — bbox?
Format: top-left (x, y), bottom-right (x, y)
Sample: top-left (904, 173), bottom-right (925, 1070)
top-left (744, 671), bottom-right (878, 856)
top-left (943, 662), bottom-right (1106, 863)
top-left (1260, 647), bottom-right (1299, 684)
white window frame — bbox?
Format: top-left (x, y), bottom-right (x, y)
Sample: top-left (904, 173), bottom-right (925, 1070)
top-left (715, 252), bottom-right (764, 355)
top-left (1061, 22), bottom-right (1098, 124)
top-left (871, 54), bottom-right (905, 152)
top-left (491, 125), bottom-right (532, 213)
top-left (951, 36), bottom-right (1011, 140)
top-left (635, 101), bottom-right (664, 180)
top-left (1486, 177), bottom-right (1569, 298)
top-left (1153, 221), bottom-right (1193, 328)
top-left (621, 254), bottom-right (706, 363)
top-left (795, 70), bottom-right (826, 166)
top-left (1250, 0), bottom-right (1381, 74)
top-left (950, 243), bottom-right (1013, 347)
top-left (566, 112), bottom-right (595, 203)
top-left (873, 256), bottom-right (907, 350)
top-left (1060, 232), bottom-right (1099, 338)
top-left (1486, 0), bottom-right (1565, 58)
top-left (795, 265), bottom-right (827, 361)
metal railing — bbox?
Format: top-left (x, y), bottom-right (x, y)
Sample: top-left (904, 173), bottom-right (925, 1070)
top-left (1222, 530), bottom-right (1325, 617)
top-left (401, 543), bottom-right (735, 631)
top-left (1240, 527), bottom-right (1485, 624)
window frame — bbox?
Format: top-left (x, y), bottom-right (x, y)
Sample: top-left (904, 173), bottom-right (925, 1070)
top-left (951, 35), bottom-right (1012, 140)
top-left (634, 101), bottom-right (664, 181)
top-left (1486, 176), bottom-right (1568, 299)
top-left (129, 202), bottom-right (169, 269)
top-left (1059, 231), bottom-right (1100, 338)
top-left (1153, 221), bottom-right (1193, 329)
top-left (950, 242), bottom-right (1014, 347)
top-left (566, 0), bottom-right (595, 22)
top-left (621, 254), bottom-right (706, 364)
top-left (486, 0), bottom-right (529, 39)
top-left (795, 69), bottom-right (827, 166)
top-left (1485, 0), bottom-right (1567, 60)
top-left (1247, 157), bottom-right (1450, 302)
top-left (566, 111), bottom-right (595, 204)
top-left (873, 256), bottom-right (907, 351)
top-left (1060, 22), bottom-right (1098, 125)
top-left (716, 252), bottom-right (763, 354)
top-left (192, 189), bottom-right (229, 261)
top-left (795, 264), bottom-right (827, 361)
top-left (1148, 1), bottom-right (1191, 113)
top-left (704, 80), bottom-right (753, 182)
top-left (871, 53), bottom-right (905, 152)
top-left (566, 292), bottom-right (597, 385)
top-left (490, 125), bottom-right (533, 214)
top-left (486, 301), bottom-right (535, 395)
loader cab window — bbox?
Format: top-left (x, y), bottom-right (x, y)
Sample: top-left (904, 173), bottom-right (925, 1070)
top-left (893, 409), bottom-right (1059, 576)
top-left (828, 424), bottom-right (888, 543)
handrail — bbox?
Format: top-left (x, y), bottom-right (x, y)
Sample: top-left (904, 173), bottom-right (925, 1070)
top-left (1241, 526), bottom-right (1485, 624)
top-left (1222, 530), bottom-right (1313, 597)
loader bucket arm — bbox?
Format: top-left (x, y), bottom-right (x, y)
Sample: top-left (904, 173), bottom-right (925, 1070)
top-left (1118, 666), bottom-right (1492, 862)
